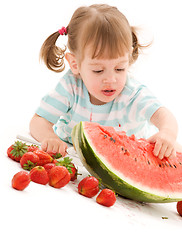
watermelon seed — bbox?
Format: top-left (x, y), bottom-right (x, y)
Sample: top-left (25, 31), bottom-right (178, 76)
top-left (104, 135), bottom-right (107, 138)
top-left (165, 163), bottom-right (168, 167)
top-left (134, 158), bottom-right (137, 162)
top-left (159, 164), bottom-right (161, 167)
top-left (147, 161), bottom-right (150, 165)
top-left (110, 137), bottom-right (116, 143)
top-left (173, 165), bottom-right (177, 168)
top-left (121, 147), bottom-right (124, 151)
top-left (179, 162), bottom-right (182, 165)
top-left (169, 164), bottom-right (173, 168)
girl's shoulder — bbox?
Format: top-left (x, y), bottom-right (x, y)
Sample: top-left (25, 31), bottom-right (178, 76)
top-left (58, 69), bottom-right (83, 93)
top-left (122, 74), bottom-right (147, 97)
top-left (57, 69), bottom-right (83, 93)
top-left (62, 69), bottom-right (81, 84)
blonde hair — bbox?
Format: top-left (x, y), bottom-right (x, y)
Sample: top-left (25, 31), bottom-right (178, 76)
top-left (40, 4), bottom-right (147, 72)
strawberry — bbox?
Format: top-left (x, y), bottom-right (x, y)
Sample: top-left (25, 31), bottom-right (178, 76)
top-left (12, 171), bottom-right (30, 190)
top-left (177, 201), bottom-right (182, 216)
top-left (33, 149), bottom-right (53, 165)
top-left (20, 150), bottom-right (53, 170)
top-left (78, 176), bottom-right (100, 198)
top-left (49, 166), bottom-right (71, 188)
top-left (56, 156), bottom-right (78, 180)
top-left (44, 163), bottom-right (56, 175)
top-left (46, 151), bottom-right (62, 159)
top-left (27, 145), bottom-right (39, 152)
top-left (56, 156), bottom-right (73, 170)
top-left (29, 166), bottom-right (49, 185)
top-left (70, 163), bottom-right (78, 181)
top-left (20, 151), bottom-right (40, 170)
top-left (96, 189), bottom-right (116, 207)
top-left (7, 141), bottom-right (28, 162)
top-left (52, 159), bottom-right (58, 164)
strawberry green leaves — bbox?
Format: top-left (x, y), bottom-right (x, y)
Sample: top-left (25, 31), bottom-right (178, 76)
top-left (56, 157), bottom-right (74, 174)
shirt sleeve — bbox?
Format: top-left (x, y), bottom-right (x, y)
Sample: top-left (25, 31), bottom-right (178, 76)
top-left (36, 70), bottom-right (75, 124)
top-left (126, 79), bottom-right (163, 124)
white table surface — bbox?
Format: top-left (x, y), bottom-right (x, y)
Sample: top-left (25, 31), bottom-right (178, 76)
top-left (1, 125), bottom-right (182, 240)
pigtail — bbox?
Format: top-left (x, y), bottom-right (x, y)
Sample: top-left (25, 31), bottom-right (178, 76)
top-left (131, 27), bottom-right (139, 63)
top-left (39, 31), bottom-right (67, 73)
top-left (130, 26), bottom-right (151, 64)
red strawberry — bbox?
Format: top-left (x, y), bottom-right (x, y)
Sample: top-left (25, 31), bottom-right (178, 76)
top-left (70, 163), bottom-right (78, 181)
top-left (44, 163), bottom-right (56, 175)
top-left (46, 151), bottom-right (62, 159)
top-left (29, 166), bottom-right (49, 185)
top-left (12, 171), bottom-right (30, 190)
top-left (96, 189), bottom-right (116, 207)
top-left (49, 166), bottom-right (71, 188)
top-left (52, 159), bottom-right (58, 164)
top-left (7, 141), bottom-right (28, 162)
top-left (78, 176), bottom-right (100, 198)
top-left (177, 201), bottom-right (182, 216)
top-left (20, 151), bottom-right (40, 170)
top-left (33, 149), bottom-right (53, 165)
top-left (27, 145), bottom-right (39, 152)
top-left (56, 156), bottom-right (78, 180)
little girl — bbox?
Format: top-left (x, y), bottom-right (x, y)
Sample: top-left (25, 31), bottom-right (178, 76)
top-left (30, 4), bottom-right (181, 159)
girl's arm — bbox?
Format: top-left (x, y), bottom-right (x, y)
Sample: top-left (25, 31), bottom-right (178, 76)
top-left (29, 114), bottom-right (67, 156)
top-left (148, 107), bottom-right (178, 159)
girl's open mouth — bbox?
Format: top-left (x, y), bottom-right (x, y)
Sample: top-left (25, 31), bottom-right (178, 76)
top-left (102, 89), bottom-right (116, 96)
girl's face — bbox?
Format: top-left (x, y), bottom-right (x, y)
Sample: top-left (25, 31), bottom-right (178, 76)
top-left (78, 48), bottom-right (129, 105)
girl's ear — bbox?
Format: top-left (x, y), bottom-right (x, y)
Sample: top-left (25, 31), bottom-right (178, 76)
top-left (65, 53), bottom-right (79, 75)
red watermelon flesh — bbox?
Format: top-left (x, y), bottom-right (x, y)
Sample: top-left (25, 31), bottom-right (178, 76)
top-left (72, 121), bottom-right (182, 202)
top-left (86, 124), bottom-right (182, 192)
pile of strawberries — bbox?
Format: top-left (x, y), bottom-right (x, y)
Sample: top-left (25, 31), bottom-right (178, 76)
top-left (8, 141), bottom-right (116, 207)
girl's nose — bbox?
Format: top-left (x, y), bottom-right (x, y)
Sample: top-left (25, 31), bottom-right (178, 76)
top-left (102, 74), bottom-right (116, 83)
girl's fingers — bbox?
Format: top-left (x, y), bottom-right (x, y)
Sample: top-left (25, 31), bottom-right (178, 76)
top-left (164, 146), bottom-right (173, 158)
top-left (58, 144), bottom-right (68, 157)
top-left (154, 144), bottom-right (176, 159)
top-left (52, 145), bottom-right (59, 154)
top-left (168, 149), bottom-right (176, 159)
top-left (158, 144), bottom-right (167, 159)
top-left (41, 141), bottom-right (48, 152)
top-left (153, 140), bottom-right (162, 157)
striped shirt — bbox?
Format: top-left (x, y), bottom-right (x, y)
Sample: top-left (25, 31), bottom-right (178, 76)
top-left (36, 69), bottom-right (162, 144)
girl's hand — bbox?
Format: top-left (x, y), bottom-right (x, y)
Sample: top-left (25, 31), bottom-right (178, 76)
top-left (147, 129), bottom-right (176, 159)
top-left (41, 138), bottom-right (68, 157)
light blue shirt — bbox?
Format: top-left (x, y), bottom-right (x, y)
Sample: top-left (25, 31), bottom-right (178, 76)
top-left (36, 69), bottom-right (162, 144)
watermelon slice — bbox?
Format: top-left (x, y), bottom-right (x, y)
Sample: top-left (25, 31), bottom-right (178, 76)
top-left (71, 121), bottom-right (182, 203)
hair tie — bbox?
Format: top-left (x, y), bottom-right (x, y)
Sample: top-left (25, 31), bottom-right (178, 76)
top-left (58, 27), bottom-right (68, 35)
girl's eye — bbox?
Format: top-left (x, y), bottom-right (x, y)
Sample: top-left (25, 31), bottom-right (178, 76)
top-left (116, 68), bottom-right (125, 72)
top-left (93, 70), bottom-right (103, 74)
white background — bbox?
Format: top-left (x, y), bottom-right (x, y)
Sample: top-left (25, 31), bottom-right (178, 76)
top-left (1, 0), bottom-right (182, 239)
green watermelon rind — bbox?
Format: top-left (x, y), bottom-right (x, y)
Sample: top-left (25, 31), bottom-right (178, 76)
top-left (72, 122), bottom-right (182, 203)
